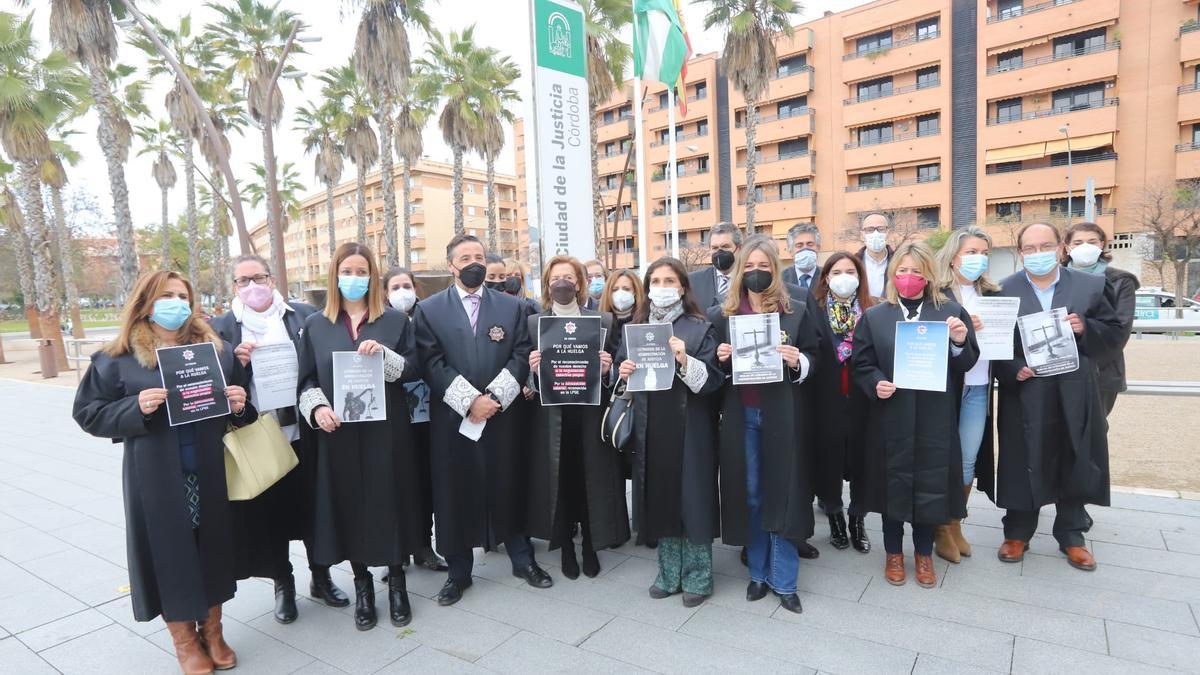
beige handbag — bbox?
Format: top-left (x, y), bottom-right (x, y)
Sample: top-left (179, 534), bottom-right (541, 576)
top-left (222, 414), bottom-right (298, 501)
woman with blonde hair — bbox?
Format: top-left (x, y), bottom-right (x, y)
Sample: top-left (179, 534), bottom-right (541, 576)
top-left (933, 227), bottom-right (1002, 563)
top-left (709, 235), bottom-right (821, 614)
top-left (296, 243), bottom-right (423, 630)
top-left (853, 241), bottom-right (978, 589)
top-left (73, 270), bottom-right (255, 674)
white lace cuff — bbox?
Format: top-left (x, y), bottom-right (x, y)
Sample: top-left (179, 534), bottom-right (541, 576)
top-left (299, 388), bottom-right (331, 428)
top-left (486, 369), bottom-right (521, 410)
top-left (677, 354), bottom-right (709, 394)
top-left (382, 346), bottom-right (405, 382)
top-left (791, 353), bottom-right (811, 384)
top-left (443, 375), bottom-right (481, 418)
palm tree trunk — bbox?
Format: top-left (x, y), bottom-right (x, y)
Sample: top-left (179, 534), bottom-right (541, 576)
top-left (486, 152), bottom-right (498, 254)
top-left (452, 147), bottom-right (464, 235)
top-left (4, 205), bottom-right (41, 338)
top-left (590, 107), bottom-right (603, 259)
top-left (262, 129), bottom-right (286, 294)
top-left (745, 99), bottom-right (758, 235)
top-left (184, 140), bottom-right (199, 285)
top-left (378, 112), bottom-right (398, 267)
top-left (160, 185), bottom-right (170, 267)
top-left (402, 158), bottom-right (413, 269)
top-left (50, 186), bottom-right (84, 339)
top-left (86, 61), bottom-right (138, 297)
top-left (325, 181), bottom-right (336, 257)
top-left (211, 171), bottom-right (229, 306)
top-left (355, 164), bottom-right (367, 243)
top-left (19, 162), bottom-right (67, 370)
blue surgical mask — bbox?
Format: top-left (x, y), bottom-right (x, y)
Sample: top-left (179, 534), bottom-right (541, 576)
top-left (338, 275), bottom-right (370, 301)
top-left (150, 298), bottom-right (191, 331)
top-left (588, 277), bottom-right (605, 297)
top-left (957, 254), bottom-right (989, 282)
top-left (1022, 251), bottom-right (1059, 276)
top-left (793, 249), bottom-right (818, 273)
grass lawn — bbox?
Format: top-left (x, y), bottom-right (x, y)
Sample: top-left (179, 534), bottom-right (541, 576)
top-left (1, 309), bottom-right (121, 334)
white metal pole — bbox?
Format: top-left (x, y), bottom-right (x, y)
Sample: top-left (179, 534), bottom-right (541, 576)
top-left (632, 10), bottom-right (650, 273)
top-left (668, 86), bottom-right (679, 259)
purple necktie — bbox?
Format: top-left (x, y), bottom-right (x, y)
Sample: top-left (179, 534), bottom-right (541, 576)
top-left (466, 293), bottom-right (480, 333)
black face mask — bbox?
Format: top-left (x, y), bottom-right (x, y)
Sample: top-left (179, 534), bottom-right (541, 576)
top-left (457, 262), bottom-right (487, 289)
top-left (502, 277), bottom-right (522, 295)
top-left (549, 280), bottom-right (578, 305)
top-left (711, 249), bottom-right (735, 272)
top-left (743, 269), bottom-right (773, 294)
top-left (484, 280), bottom-right (506, 292)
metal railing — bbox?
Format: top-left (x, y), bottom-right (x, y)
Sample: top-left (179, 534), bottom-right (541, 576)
top-left (842, 30), bottom-right (940, 61)
top-left (1176, 141), bottom-right (1200, 152)
top-left (983, 207), bottom-right (1117, 225)
top-left (986, 96), bottom-right (1118, 126)
top-left (845, 128), bottom-right (939, 149)
top-left (986, 41), bottom-right (1119, 76)
top-left (648, 129), bottom-right (709, 147)
top-left (737, 190), bottom-right (813, 205)
top-left (1179, 82), bottom-right (1200, 95)
top-left (1182, 22), bottom-right (1200, 35)
top-left (985, 151), bottom-right (1117, 174)
top-left (598, 113), bottom-right (633, 128)
top-left (845, 175), bottom-right (941, 192)
top-left (844, 78), bottom-right (940, 105)
top-left (64, 338), bottom-right (108, 382)
top-left (987, 0), bottom-right (1079, 24)
top-left (774, 64), bottom-right (814, 80)
top-left (736, 150), bottom-right (811, 167)
top-left (735, 107), bottom-right (813, 128)
top-left (651, 167), bottom-right (710, 181)
top-left (652, 203), bottom-right (712, 216)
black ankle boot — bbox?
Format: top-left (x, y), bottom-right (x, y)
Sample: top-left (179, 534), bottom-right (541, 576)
top-left (388, 569), bottom-right (412, 627)
top-left (274, 574), bottom-right (298, 624)
top-left (310, 567), bottom-right (350, 608)
top-left (561, 543), bottom-right (580, 580)
top-left (581, 541), bottom-right (600, 578)
top-left (848, 515), bottom-right (871, 554)
top-left (353, 576), bottom-right (376, 631)
top-left (828, 512), bottom-right (850, 550)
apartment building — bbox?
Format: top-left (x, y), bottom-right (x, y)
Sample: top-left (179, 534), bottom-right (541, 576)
top-left (516, 0), bottom-right (1200, 284)
top-left (250, 159), bottom-right (520, 292)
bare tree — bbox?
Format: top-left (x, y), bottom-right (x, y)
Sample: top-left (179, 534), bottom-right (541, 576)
top-left (1130, 179), bottom-right (1200, 317)
top-left (836, 203), bottom-right (929, 250)
top-left (677, 241), bottom-right (712, 273)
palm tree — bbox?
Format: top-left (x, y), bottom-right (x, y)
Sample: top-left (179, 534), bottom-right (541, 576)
top-left (294, 99), bottom-right (344, 257)
top-left (0, 162), bottom-right (40, 338)
top-left (43, 0), bottom-right (140, 296)
top-left (416, 26), bottom-right (499, 235)
top-left (698, 0), bottom-right (798, 234)
top-left (245, 161), bottom-right (303, 228)
top-left (195, 73), bottom-right (248, 305)
top-left (582, 0), bottom-right (631, 258)
top-left (42, 129), bottom-right (85, 338)
top-left (135, 120), bottom-right (177, 266)
top-left (393, 88), bottom-right (433, 268)
top-left (476, 56), bottom-right (520, 255)
top-left (320, 62), bottom-right (377, 243)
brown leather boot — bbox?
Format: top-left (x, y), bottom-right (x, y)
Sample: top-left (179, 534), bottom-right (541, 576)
top-left (199, 605), bottom-right (236, 670)
top-left (914, 553), bottom-right (937, 588)
top-left (953, 485), bottom-right (973, 557)
top-left (884, 553), bottom-right (906, 586)
top-left (934, 524), bottom-right (960, 563)
top-left (166, 621), bottom-right (214, 675)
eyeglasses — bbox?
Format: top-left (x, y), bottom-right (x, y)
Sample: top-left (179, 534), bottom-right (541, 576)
top-left (861, 226), bottom-right (887, 234)
top-left (1019, 244), bottom-right (1059, 255)
top-left (233, 274), bottom-right (271, 288)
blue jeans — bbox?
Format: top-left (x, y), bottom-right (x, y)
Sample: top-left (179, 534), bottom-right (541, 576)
top-left (744, 407), bottom-right (800, 595)
top-left (959, 385), bottom-right (989, 486)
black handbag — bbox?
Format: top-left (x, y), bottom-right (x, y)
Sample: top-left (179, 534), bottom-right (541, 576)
top-left (600, 379), bottom-right (634, 451)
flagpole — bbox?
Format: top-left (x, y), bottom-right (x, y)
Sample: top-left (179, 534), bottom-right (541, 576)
top-left (632, 3), bottom-right (650, 273)
top-left (667, 86), bottom-right (679, 259)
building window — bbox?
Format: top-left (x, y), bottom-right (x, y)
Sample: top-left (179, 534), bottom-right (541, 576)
top-left (1053, 28), bottom-right (1106, 58)
top-left (916, 17), bottom-right (939, 41)
top-left (696, 119), bottom-right (709, 136)
top-left (858, 170), bottom-right (894, 189)
top-left (857, 77), bottom-right (893, 101)
top-left (467, 206), bottom-right (477, 216)
top-left (1053, 82), bottom-right (1106, 112)
top-left (858, 122), bottom-right (894, 146)
top-left (995, 202), bottom-right (1021, 220)
top-left (916, 113), bottom-right (940, 137)
top-left (917, 207), bottom-right (940, 228)
top-left (917, 163), bottom-right (940, 183)
top-left (994, 160), bottom-right (1022, 173)
top-left (658, 91), bottom-right (668, 108)
top-left (778, 138), bottom-right (809, 158)
top-left (997, 0), bottom-right (1023, 20)
top-left (603, 110), bottom-right (614, 124)
top-left (996, 97), bottom-right (1023, 122)
top-left (856, 30), bottom-right (892, 55)
top-left (604, 141), bottom-right (615, 156)
top-left (1050, 195), bottom-right (1100, 217)
top-left (696, 156), bottom-right (709, 172)
top-left (777, 54), bottom-right (807, 77)
top-left (693, 82), bottom-right (707, 100)
top-left (698, 194), bottom-right (711, 210)
top-left (780, 180), bottom-right (810, 200)
top-left (1193, 124), bottom-right (1200, 146)
top-left (777, 96), bottom-right (808, 118)
top-left (658, 128), bottom-right (670, 144)
top-left (916, 66), bottom-right (940, 89)
top-left (996, 49), bottom-right (1023, 72)
top-left (467, 183), bottom-right (476, 194)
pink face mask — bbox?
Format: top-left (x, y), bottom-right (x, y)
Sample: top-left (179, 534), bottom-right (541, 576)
top-left (238, 281), bottom-right (274, 309)
top-left (893, 273), bottom-right (927, 298)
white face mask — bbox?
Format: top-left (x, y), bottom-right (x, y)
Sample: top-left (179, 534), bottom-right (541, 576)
top-left (388, 287), bottom-right (417, 312)
top-left (864, 231), bottom-right (887, 253)
top-left (828, 274), bottom-right (860, 299)
top-left (1069, 243), bottom-right (1102, 268)
top-left (793, 249), bottom-right (818, 273)
top-left (611, 289), bottom-right (635, 312)
top-left (647, 286), bottom-right (681, 308)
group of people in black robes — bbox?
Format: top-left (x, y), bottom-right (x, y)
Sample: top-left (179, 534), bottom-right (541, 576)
top-left (72, 212), bottom-right (1135, 672)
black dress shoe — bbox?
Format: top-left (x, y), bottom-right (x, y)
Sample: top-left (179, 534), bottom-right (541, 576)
top-left (740, 547), bottom-right (748, 567)
top-left (274, 575), bottom-right (298, 624)
top-left (513, 563), bottom-right (554, 589)
top-left (776, 592), bottom-right (803, 614)
top-left (848, 515), bottom-right (871, 554)
top-left (746, 581), bottom-right (769, 602)
top-left (681, 592), bottom-right (707, 607)
top-left (436, 578), bottom-right (472, 606)
top-left (581, 544), bottom-right (600, 578)
top-left (561, 545), bottom-right (580, 580)
top-left (310, 568), bottom-right (351, 607)
top-left (797, 541), bottom-right (820, 559)
top-left (828, 512), bottom-right (850, 550)
top-left (353, 577), bottom-right (376, 631)
top-left (388, 570), bottom-right (412, 627)
top-left (417, 546), bottom-right (449, 572)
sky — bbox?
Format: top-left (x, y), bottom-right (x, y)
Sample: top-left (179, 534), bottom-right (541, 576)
top-left (3, 0), bottom-right (865, 235)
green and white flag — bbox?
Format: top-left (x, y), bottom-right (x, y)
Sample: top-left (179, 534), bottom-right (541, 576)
top-left (633, 0), bottom-right (692, 109)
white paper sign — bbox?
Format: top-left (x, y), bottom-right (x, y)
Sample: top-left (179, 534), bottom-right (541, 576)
top-left (1018, 307), bottom-right (1080, 377)
top-left (729, 313), bottom-right (784, 385)
top-left (250, 341), bottom-right (299, 412)
top-left (968, 296), bottom-right (1021, 361)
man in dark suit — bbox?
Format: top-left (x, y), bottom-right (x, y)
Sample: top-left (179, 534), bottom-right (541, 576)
top-left (413, 234), bottom-right (553, 606)
top-left (689, 221), bottom-right (741, 308)
top-left (855, 213), bottom-right (894, 299)
top-left (781, 223), bottom-right (821, 291)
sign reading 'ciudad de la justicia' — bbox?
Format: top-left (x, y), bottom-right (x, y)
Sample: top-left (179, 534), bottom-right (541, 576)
top-left (531, 0), bottom-right (594, 261)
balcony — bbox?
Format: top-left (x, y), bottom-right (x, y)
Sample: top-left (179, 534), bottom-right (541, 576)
top-left (649, 129), bottom-right (709, 148)
top-left (732, 108), bottom-right (815, 149)
top-left (982, 155), bottom-right (1116, 201)
top-left (734, 193), bottom-right (816, 225)
top-left (841, 32), bottom-right (945, 83)
top-left (983, 0), bottom-right (1120, 52)
top-left (987, 97), bottom-right (1117, 126)
top-left (844, 130), bottom-right (944, 172)
top-left (1184, 21), bottom-right (1200, 65)
top-left (842, 176), bottom-right (944, 214)
top-left (842, 81), bottom-right (944, 128)
top-left (1180, 85), bottom-right (1200, 124)
top-left (984, 43), bottom-right (1119, 100)
top-left (1177, 142), bottom-right (1200, 179)
top-left (734, 150), bottom-right (816, 185)
top-left (843, 31), bottom-right (938, 62)
top-left (651, 167), bottom-right (709, 182)
top-left (983, 97), bottom-right (1118, 147)
top-left (648, 170), bottom-right (715, 200)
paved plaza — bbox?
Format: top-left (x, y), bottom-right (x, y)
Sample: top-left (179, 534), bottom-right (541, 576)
top-left (0, 377), bottom-right (1198, 674)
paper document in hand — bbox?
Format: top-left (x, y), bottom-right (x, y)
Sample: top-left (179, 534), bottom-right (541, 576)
top-left (967, 296), bottom-right (1021, 361)
top-left (893, 321), bottom-right (950, 392)
top-left (729, 313), bottom-right (783, 385)
top-left (332, 351), bottom-right (386, 422)
top-left (624, 323), bottom-right (675, 392)
top-left (1018, 307), bottom-right (1080, 377)
top-left (249, 341), bottom-right (298, 411)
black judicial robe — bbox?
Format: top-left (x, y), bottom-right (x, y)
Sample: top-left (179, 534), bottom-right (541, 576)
top-left (525, 309), bottom-right (630, 551)
top-left (413, 286), bottom-right (533, 554)
top-left (811, 299), bottom-right (872, 509)
top-left (708, 298), bottom-right (822, 547)
top-left (852, 299), bottom-right (979, 525)
top-left (993, 268), bottom-right (1124, 511)
top-left (210, 302), bottom-right (317, 579)
top-left (616, 313), bottom-right (723, 545)
top-left (72, 321), bottom-right (256, 622)
top-left (296, 308), bottom-right (423, 566)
